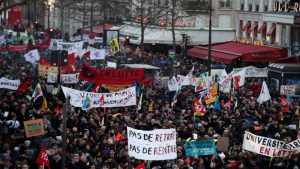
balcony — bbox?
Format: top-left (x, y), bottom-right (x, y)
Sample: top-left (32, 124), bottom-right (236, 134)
top-left (219, 0), bottom-right (232, 9)
top-left (183, 0), bottom-right (210, 12)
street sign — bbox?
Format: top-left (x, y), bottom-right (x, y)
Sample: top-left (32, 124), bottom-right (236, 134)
top-left (168, 49), bottom-right (175, 59)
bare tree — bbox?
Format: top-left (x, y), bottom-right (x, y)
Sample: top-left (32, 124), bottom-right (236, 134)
top-left (166, 0), bottom-right (190, 51)
top-left (129, 0), bottom-right (169, 57)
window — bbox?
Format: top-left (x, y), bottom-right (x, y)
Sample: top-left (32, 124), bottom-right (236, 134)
top-left (219, 0), bottom-right (232, 9)
top-left (218, 15), bottom-right (231, 28)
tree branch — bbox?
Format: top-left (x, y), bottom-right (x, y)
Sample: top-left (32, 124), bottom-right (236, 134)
top-left (0, 0), bottom-right (27, 12)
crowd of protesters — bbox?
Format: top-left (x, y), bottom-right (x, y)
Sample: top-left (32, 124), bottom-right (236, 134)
top-left (0, 27), bottom-right (300, 169)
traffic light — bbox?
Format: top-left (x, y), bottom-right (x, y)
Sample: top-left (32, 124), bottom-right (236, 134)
top-left (185, 36), bottom-right (190, 48)
top-left (51, 50), bottom-right (68, 66)
top-left (51, 50), bottom-right (59, 66)
top-left (125, 36), bottom-right (130, 45)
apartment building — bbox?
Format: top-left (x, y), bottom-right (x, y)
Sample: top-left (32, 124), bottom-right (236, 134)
top-left (237, 0), bottom-right (300, 57)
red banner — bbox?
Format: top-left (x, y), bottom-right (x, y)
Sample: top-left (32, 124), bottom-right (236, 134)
top-left (9, 10), bottom-right (22, 27)
top-left (79, 63), bottom-right (145, 85)
top-left (7, 44), bottom-right (28, 52)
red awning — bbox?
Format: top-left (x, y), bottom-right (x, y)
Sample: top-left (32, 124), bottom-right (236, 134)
top-left (267, 23), bottom-right (276, 36)
top-left (187, 41), bottom-right (288, 63)
top-left (81, 24), bottom-right (113, 35)
top-left (242, 21), bottom-right (251, 32)
top-left (248, 21), bottom-right (258, 33)
top-left (257, 22), bottom-right (267, 33)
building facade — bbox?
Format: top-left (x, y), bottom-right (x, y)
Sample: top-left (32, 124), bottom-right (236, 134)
top-left (236, 0), bottom-right (300, 57)
top-left (46, 0), bottom-right (131, 35)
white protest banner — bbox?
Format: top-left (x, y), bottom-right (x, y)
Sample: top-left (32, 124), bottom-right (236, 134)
top-left (232, 66), bottom-right (267, 78)
top-left (168, 76), bottom-right (179, 91)
top-left (107, 62), bottom-right (117, 68)
top-left (61, 86), bottom-right (136, 108)
top-left (49, 39), bottom-right (63, 50)
top-left (127, 126), bottom-right (177, 161)
top-left (242, 131), bottom-right (295, 157)
top-left (177, 75), bottom-right (201, 86)
top-left (47, 73), bottom-right (79, 84)
top-left (0, 77), bottom-right (20, 90)
top-left (47, 72), bottom-right (57, 83)
top-left (90, 49), bottom-right (105, 60)
top-left (61, 73), bottom-right (79, 84)
top-left (285, 138), bottom-right (300, 152)
top-left (24, 49), bottom-right (40, 64)
top-left (280, 85), bottom-right (300, 96)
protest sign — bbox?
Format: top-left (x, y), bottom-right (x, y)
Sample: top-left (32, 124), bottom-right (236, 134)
top-left (47, 73), bottom-right (79, 84)
top-left (280, 85), bottom-right (300, 95)
top-left (168, 76), bottom-right (179, 91)
top-left (61, 86), bottom-right (136, 108)
top-left (127, 126), bottom-right (177, 161)
top-left (90, 49), bottom-right (105, 60)
top-left (184, 140), bottom-right (217, 157)
top-left (232, 66), bottom-right (267, 78)
top-left (177, 75), bottom-right (200, 86)
top-left (242, 131), bottom-right (295, 157)
top-left (0, 77), bottom-right (20, 90)
top-left (7, 44), bottom-right (28, 52)
top-left (217, 137), bottom-right (229, 152)
top-left (23, 119), bottom-right (45, 138)
top-left (38, 64), bottom-right (59, 77)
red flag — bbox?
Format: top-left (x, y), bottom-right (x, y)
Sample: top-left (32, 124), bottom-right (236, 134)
top-left (79, 63), bottom-right (100, 82)
top-left (116, 132), bottom-right (122, 141)
top-left (234, 76), bottom-right (239, 90)
top-left (135, 162), bottom-right (145, 169)
top-left (251, 84), bottom-right (262, 94)
top-left (36, 147), bottom-right (51, 169)
top-left (280, 96), bottom-right (291, 112)
top-left (142, 77), bottom-right (153, 87)
top-left (224, 98), bottom-right (232, 108)
top-left (193, 98), bottom-right (206, 116)
top-left (55, 104), bottom-right (61, 117)
top-left (99, 94), bottom-right (105, 106)
top-left (17, 78), bottom-right (31, 92)
top-left (92, 85), bottom-right (100, 93)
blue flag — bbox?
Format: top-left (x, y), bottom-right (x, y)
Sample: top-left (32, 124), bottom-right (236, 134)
top-left (214, 96), bottom-right (221, 110)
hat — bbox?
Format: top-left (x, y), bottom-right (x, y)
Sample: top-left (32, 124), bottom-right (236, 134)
top-left (253, 121), bottom-right (259, 125)
top-left (24, 140), bottom-right (31, 147)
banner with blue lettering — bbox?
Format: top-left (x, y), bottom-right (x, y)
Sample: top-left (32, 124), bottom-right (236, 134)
top-left (184, 140), bottom-right (217, 156)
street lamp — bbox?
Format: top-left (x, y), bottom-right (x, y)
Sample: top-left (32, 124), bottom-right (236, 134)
top-left (46, 0), bottom-right (54, 29)
top-left (208, 0), bottom-right (212, 76)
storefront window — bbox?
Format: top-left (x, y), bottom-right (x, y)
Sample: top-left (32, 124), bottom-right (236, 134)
top-left (291, 27), bottom-right (300, 56)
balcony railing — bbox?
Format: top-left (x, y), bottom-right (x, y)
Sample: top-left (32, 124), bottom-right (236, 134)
top-left (183, 0), bottom-right (209, 11)
top-left (219, 0), bottom-right (232, 9)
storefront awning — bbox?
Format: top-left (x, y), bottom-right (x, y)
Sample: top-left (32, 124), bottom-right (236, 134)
top-left (248, 21), bottom-right (258, 33)
top-left (81, 24), bottom-right (114, 35)
top-left (267, 23), bottom-right (276, 36)
top-left (187, 41), bottom-right (288, 63)
top-left (242, 21), bottom-right (251, 32)
top-left (257, 22), bottom-right (267, 33)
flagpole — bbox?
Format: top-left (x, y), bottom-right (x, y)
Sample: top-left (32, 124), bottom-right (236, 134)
top-left (43, 162), bottom-right (44, 169)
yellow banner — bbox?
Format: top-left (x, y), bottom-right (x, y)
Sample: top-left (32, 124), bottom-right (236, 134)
top-left (104, 84), bottom-right (130, 92)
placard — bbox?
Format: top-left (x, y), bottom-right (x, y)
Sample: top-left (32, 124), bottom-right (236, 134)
top-left (280, 85), bottom-right (300, 95)
top-left (217, 137), bottom-right (229, 152)
top-left (184, 140), bottom-right (217, 157)
top-left (0, 77), bottom-right (20, 90)
top-left (127, 126), bottom-right (177, 161)
top-left (23, 119), bottom-right (45, 138)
